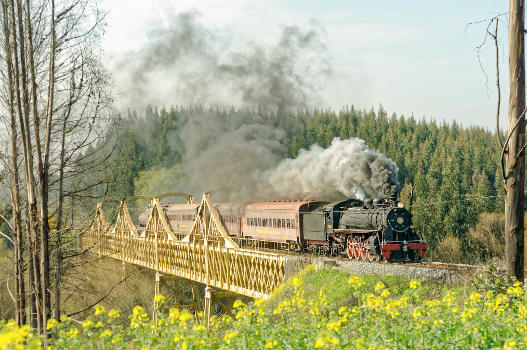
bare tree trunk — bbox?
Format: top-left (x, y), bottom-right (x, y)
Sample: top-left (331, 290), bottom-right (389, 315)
top-left (40, 0), bottom-right (55, 342)
top-left (505, 0), bottom-right (526, 282)
top-left (8, 0), bottom-right (41, 331)
top-left (1, 0), bottom-right (25, 325)
top-left (53, 80), bottom-right (74, 320)
top-left (27, 234), bottom-right (36, 328)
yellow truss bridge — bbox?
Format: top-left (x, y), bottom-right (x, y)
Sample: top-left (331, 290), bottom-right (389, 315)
top-left (81, 193), bottom-right (306, 322)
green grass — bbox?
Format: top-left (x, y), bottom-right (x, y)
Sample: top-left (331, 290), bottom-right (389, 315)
top-left (1, 266), bottom-right (526, 350)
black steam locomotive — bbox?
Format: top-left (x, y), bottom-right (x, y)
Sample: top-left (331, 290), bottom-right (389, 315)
top-left (302, 197), bottom-right (426, 261)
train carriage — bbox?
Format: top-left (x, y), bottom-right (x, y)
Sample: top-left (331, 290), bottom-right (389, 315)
top-left (241, 201), bottom-right (324, 245)
top-left (215, 203), bottom-right (242, 236)
top-left (137, 195), bottom-right (427, 262)
top-left (138, 203), bottom-right (199, 240)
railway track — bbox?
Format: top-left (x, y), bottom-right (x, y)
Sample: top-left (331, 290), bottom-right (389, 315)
top-left (236, 241), bottom-right (480, 275)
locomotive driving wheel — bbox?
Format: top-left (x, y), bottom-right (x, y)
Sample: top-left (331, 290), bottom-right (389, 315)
top-left (359, 241), bottom-right (367, 260)
top-left (352, 236), bottom-right (361, 260)
top-left (346, 236), bottom-right (354, 259)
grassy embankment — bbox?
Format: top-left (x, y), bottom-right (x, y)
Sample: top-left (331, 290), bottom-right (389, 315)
top-left (1, 265), bottom-right (526, 350)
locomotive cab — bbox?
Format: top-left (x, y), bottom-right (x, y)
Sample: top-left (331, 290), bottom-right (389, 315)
top-left (302, 199), bottom-right (362, 255)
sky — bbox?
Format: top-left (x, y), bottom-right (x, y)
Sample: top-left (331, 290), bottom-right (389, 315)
top-left (101, 0), bottom-right (509, 131)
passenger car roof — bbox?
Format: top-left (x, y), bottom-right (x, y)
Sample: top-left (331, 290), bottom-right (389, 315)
top-left (244, 201), bottom-right (327, 211)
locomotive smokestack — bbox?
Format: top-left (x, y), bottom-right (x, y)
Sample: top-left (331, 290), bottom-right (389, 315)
top-left (389, 185), bottom-right (398, 201)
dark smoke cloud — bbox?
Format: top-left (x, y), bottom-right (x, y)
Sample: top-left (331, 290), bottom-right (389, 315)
top-left (115, 11), bottom-right (400, 202)
top-left (178, 110), bottom-right (399, 202)
top-left (114, 11), bottom-right (331, 111)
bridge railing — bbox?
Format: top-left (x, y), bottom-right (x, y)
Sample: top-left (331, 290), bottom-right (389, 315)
top-left (81, 193), bottom-right (287, 299)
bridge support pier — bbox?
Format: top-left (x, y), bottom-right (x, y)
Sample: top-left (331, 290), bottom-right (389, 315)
top-left (153, 272), bottom-right (162, 325)
top-left (204, 286), bottom-right (212, 326)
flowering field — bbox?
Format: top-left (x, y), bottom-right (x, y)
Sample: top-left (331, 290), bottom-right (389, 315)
top-left (1, 266), bottom-right (526, 350)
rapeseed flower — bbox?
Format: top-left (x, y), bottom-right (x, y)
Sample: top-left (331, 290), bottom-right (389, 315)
top-left (265, 339), bottom-right (279, 349)
top-left (108, 309), bottom-right (120, 319)
top-left (94, 304), bottom-right (106, 316)
top-left (409, 280), bottom-right (422, 289)
top-left (46, 318), bottom-right (59, 330)
top-left (224, 331), bottom-right (237, 344)
top-left (153, 294), bottom-right (165, 304)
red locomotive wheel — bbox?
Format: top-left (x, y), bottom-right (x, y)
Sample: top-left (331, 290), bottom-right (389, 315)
top-left (346, 236), bottom-right (354, 259)
top-left (352, 236), bottom-right (361, 260)
top-left (359, 242), bottom-right (367, 260)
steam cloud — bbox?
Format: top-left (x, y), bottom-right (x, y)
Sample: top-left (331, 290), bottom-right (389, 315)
top-left (116, 11), bottom-right (400, 202)
top-left (263, 138), bottom-right (399, 201)
top-left (114, 11), bottom-right (330, 111)
top-left (179, 111), bottom-right (399, 202)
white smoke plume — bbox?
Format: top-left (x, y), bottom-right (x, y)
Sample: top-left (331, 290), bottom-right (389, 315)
top-left (178, 110), bottom-right (399, 202)
top-left (262, 138), bottom-right (399, 201)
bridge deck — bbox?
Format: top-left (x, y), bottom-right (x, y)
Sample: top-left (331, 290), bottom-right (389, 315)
top-left (82, 194), bottom-right (287, 299)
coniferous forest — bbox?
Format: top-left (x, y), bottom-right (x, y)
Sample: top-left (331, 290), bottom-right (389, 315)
top-left (100, 105), bottom-right (505, 263)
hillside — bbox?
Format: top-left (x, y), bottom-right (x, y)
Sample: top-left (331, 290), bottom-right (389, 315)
top-left (92, 106), bottom-right (504, 262)
top-left (3, 265), bottom-right (525, 350)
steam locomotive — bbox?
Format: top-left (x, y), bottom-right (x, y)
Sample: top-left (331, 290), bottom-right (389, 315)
top-left (138, 196), bottom-right (427, 262)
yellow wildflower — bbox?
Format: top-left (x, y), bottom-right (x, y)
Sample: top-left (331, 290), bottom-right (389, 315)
top-left (233, 300), bottom-right (245, 309)
top-left (108, 309), bottom-right (120, 319)
top-left (494, 294), bottom-right (509, 313)
top-left (503, 340), bottom-right (516, 350)
top-left (178, 310), bottom-right (194, 325)
top-left (326, 336), bottom-right (339, 345)
top-left (94, 304), bottom-right (106, 316)
top-left (265, 339), bottom-right (279, 349)
top-left (99, 329), bottom-right (111, 338)
top-left (432, 319), bottom-right (444, 328)
top-left (292, 276), bottom-right (303, 288)
top-left (169, 308), bottom-right (180, 322)
top-left (374, 282), bottom-right (386, 293)
top-left (314, 337), bottom-right (325, 348)
top-left (153, 294), bottom-right (165, 304)
top-left (326, 321), bottom-right (340, 332)
top-left (507, 285), bottom-right (523, 297)
top-left (469, 292), bottom-right (482, 304)
top-left (355, 337), bottom-right (368, 350)
top-left (224, 331), bottom-right (237, 344)
top-left (409, 280), bottom-right (422, 289)
top-left (82, 319), bottom-right (94, 329)
top-left (192, 324), bottom-right (206, 331)
top-left (442, 290), bottom-right (457, 306)
top-left (461, 308), bottom-right (476, 323)
top-left (67, 328), bottom-right (78, 339)
top-left (348, 276), bottom-right (366, 289)
top-left (46, 318), bottom-right (59, 331)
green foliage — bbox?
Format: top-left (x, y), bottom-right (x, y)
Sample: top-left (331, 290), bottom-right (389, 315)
top-left (133, 165), bottom-right (185, 198)
top-left (100, 105), bottom-right (504, 262)
top-left (3, 268), bottom-right (526, 350)
top-left (472, 264), bottom-right (517, 296)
